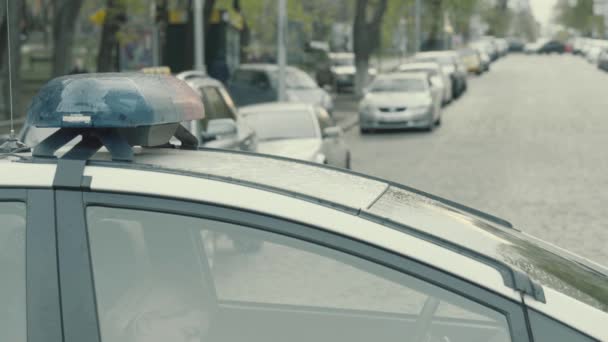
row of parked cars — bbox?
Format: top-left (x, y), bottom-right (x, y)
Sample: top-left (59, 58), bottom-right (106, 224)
top-left (16, 37), bottom-right (510, 172)
top-left (570, 37), bottom-right (608, 70)
top-left (358, 37), bottom-right (508, 134)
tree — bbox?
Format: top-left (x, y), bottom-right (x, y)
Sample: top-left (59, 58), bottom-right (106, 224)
top-left (52, 0), bottom-right (85, 76)
top-left (554, 0), bottom-right (597, 37)
top-left (353, 0), bottom-right (387, 96)
top-left (96, 0), bottom-right (126, 72)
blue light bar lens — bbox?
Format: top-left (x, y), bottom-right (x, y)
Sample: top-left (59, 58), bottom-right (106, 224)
top-left (26, 73), bottom-right (205, 128)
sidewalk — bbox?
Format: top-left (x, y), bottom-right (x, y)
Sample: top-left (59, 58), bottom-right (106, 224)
top-left (332, 93), bottom-right (359, 132)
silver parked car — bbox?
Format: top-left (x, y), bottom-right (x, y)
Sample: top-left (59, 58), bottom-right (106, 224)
top-left (359, 73), bottom-right (443, 133)
top-left (240, 102), bottom-right (351, 168)
top-left (397, 61), bottom-right (453, 105)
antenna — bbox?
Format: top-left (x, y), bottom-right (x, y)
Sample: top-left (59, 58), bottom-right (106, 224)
top-left (5, 0), bottom-right (14, 138)
top-left (0, 0), bottom-right (27, 153)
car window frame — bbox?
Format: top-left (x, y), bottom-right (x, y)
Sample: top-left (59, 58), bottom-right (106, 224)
top-left (78, 190), bottom-right (532, 342)
top-left (0, 188), bottom-right (63, 342)
top-left (199, 86), bottom-right (235, 122)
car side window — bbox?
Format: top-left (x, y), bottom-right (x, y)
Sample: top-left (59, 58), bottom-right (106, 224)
top-left (527, 309), bottom-right (595, 342)
top-left (87, 206), bottom-right (512, 342)
top-left (232, 70), bottom-right (271, 90)
top-left (0, 202), bottom-right (27, 342)
top-left (199, 86), bottom-right (235, 128)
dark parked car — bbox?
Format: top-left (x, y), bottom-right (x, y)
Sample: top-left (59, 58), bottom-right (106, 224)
top-left (538, 41), bottom-right (565, 54)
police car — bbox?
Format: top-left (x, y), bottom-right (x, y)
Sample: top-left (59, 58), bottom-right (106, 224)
top-left (0, 73), bottom-right (606, 342)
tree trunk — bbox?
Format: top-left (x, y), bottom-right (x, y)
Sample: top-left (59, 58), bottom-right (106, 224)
top-left (354, 58), bottom-right (369, 96)
top-left (353, 0), bottom-right (387, 96)
top-left (97, 0), bottom-right (126, 72)
top-left (424, 0), bottom-right (443, 51)
top-left (52, 0), bottom-right (84, 76)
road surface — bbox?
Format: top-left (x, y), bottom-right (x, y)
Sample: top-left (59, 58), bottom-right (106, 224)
top-left (344, 54), bottom-right (608, 266)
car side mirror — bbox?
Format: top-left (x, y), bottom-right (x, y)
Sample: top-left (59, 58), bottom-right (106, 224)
top-left (323, 126), bottom-right (342, 139)
top-left (202, 118), bottom-right (237, 142)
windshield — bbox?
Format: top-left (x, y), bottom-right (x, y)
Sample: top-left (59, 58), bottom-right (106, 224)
top-left (369, 78), bottom-right (426, 93)
top-left (243, 110), bottom-right (318, 141)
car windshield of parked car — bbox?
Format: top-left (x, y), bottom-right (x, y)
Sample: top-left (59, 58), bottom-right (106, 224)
top-left (369, 78), bottom-right (426, 93)
top-left (270, 69), bottom-right (318, 89)
top-left (243, 110), bottom-right (318, 141)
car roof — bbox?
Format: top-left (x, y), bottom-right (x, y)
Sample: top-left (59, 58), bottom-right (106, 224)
top-left (239, 102), bottom-right (315, 114)
top-left (2, 147), bottom-right (607, 339)
top-left (6, 145), bottom-right (607, 313)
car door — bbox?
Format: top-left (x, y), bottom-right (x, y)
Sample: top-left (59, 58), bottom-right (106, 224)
top-left (0, 187), bottom-right (63, 342)
top-left (77, 191), bottom-right (532, 342)
top-left (316, 106), bottom-right (349, 168)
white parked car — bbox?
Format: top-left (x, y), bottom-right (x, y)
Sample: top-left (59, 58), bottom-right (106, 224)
top-left (397, 61), bottom-right (453, 105)
top-left (240, 102), bottom-right (351, 168)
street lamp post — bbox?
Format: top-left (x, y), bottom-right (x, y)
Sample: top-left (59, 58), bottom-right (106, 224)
top-left (194, 0), bottom-right (206, 72)
top-left (414, 0), bottom-right (421, 53)
top-left (277, 0), bottom-right (287, 101)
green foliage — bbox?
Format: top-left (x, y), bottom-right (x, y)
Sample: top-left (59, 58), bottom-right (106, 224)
top-left (554, 0), bottom-right (601, 37)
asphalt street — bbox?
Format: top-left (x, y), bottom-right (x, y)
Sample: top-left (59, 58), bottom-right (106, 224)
top-left (340, 54), bottom-right (608, 266)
